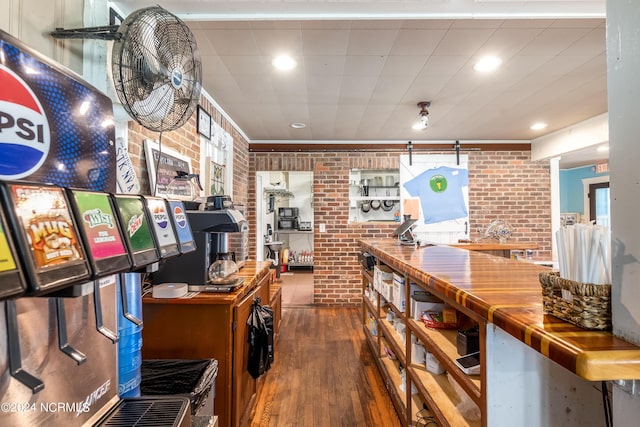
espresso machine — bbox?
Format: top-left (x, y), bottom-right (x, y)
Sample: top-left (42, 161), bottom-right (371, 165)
top-left (153, 197), bottom-right (249, 290)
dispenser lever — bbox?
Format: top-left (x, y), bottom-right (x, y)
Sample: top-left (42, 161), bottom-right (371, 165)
top-left (55, 298), bottom-right (87, 365)
top-left (5, 300), bottom-right (45, 393)
top-left (120, 279), bottom-right (142, 326)
top-left (93, 281), bottom-right (118, 343)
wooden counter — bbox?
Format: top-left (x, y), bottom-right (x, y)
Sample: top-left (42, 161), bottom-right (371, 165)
top-left (360, 239), bottom-right (640, 381)
top-left (440, 240), bottom-right (538, 258)
top-left (142, 261), bottom-right (274, 427)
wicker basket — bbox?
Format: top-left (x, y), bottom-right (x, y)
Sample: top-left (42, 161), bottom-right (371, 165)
top-left (539, 271), bottom-right (611, 330)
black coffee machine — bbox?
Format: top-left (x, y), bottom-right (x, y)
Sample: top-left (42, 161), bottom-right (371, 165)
top-left (154, 196), bottom-right (248, 286)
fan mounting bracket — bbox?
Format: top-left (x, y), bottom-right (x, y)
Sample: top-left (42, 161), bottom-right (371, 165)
top-left (51, 25), bottom-right (121, 41)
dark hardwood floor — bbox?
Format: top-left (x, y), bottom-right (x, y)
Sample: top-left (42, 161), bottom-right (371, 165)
top-left (250, 307), bottom-right (401, 427)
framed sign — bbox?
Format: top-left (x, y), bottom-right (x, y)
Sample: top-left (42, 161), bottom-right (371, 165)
top-left (204, 157), bottom-right (225, 196)
top-left (197, 105), bottom-right (211, 139)
top-left (144, 140), bottom-right (192, 199)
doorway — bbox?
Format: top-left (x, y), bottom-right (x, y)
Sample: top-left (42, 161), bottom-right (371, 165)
top-left (589, 182), bottom-right (610, 227)
top-left (256, 171), bottom-right (314, 306)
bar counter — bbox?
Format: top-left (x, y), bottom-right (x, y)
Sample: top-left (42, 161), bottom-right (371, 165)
top-left (143, 260), bottom-right (272, 305)
top-left (142, 261), bottom-right (273, 427)
top-left (360, 239), bottom-right (640, 381)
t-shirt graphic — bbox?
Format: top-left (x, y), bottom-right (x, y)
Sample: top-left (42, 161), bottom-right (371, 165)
top-left (403, 166), bottom-right (469, 224)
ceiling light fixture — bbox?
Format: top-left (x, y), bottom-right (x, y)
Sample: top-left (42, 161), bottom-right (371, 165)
top-left (412, 101), bottom-right (430, 131)
top-left (530, 122), bottom-right (548, 131)
top-left (473, 56), bottom-right (502, 73)
top-left (272, 55), bottom-right (297, 71)
top-left (290, 122), bottom-right (306, 129)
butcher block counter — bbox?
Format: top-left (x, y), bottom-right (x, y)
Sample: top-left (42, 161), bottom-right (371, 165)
top-left (360, 239), bottom-right (640, 381)
top-left (446, 240), bottom-right (538, 258)
top-left (142, 261), bottom-right (275, 427)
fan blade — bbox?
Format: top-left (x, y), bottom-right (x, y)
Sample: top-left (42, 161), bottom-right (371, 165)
top-left (131, 84), bottom-right (174, 123)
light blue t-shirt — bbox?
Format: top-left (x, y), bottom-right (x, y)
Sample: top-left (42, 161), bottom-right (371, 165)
top-left (403, 166), bottom-right (469, 224)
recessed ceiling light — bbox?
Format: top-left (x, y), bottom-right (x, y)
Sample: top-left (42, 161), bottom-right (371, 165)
top-left (530, 122), bottom-right (548, 131)
top-left (290, 122), bottom-right (306, 129)
top-left (272, 55), bottom-right (297, 71)
top-left (473, 56), bottom-right (502, 73)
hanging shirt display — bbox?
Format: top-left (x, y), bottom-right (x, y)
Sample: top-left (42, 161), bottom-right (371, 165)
top-left (403, 165), bottom-right (469, 224)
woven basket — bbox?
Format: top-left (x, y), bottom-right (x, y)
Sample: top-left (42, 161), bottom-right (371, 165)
top-left (539, 271), bottom-right (611, 330)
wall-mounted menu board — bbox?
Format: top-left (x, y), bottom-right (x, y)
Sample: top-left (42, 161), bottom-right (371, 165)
top-left (144, 139), bottom-right (192, 199)
top-left (0, 204), bottom-right (26, 300)
top-left (0, 181), bottom-right (90, 295)
top-left (142, 196), bottom-right (180, 259)
top-left (167, 200), bottom-right (196, 254)
top-left (112, 194), bottom-right (159, 269)
top-left (67, 189), bottom-right (131, 278)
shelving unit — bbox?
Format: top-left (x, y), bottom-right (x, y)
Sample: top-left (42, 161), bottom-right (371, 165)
top-left (349, 168), bottom-right (400, 223)
top-left (361, 261), bottom-right (486, 427)
top-left (275, 230), bottom-right (314, 269)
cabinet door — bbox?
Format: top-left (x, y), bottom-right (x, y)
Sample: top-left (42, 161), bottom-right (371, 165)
top-left (233, 275), bottom-right (270, 426)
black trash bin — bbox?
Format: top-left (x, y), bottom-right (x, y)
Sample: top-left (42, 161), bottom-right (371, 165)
top-left (140, 359), bottom-right (218, 427)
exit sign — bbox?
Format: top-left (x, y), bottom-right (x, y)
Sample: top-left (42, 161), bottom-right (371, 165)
top-left (596, 163), bottom-right (609, 173)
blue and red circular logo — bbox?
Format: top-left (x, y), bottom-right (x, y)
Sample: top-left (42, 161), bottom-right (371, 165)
top-left (0, 65), bottom-right (50, 179)
top-left (173, 205), bottom-right (187, 229)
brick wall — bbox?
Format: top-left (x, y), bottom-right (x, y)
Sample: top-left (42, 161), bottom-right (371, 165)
top-left (125, 96), bottom-right (250, 210)
top-left (250, 149), bottom-right (551, 307)
top-left (124, 106), bottom-right (551, 307)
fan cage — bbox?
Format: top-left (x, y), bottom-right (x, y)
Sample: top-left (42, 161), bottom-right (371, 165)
top-left (112, 6), bottom-right (202, 132)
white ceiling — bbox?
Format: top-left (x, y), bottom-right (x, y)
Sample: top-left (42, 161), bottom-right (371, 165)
top-left (110, 1), bottom-right (609, 168)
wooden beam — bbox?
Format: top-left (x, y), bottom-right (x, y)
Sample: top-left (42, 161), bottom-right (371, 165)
top-left (249, 143), bottom-right (531, 153)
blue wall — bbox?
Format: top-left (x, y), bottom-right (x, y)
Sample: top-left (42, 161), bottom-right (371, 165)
top-left (559, 165), bottom-right (609, 214)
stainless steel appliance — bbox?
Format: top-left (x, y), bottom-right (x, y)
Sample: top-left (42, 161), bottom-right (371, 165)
top-left (277, 217), bottom-right (298, 230)
top-left (278, 207), bottom-right (299, 218)
top-left (277, 207), bottom-right (300, 230)
top-left (153, 204), bottom-right (249, 288)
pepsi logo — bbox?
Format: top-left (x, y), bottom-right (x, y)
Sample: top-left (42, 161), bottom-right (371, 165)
top-left (153, 211), bottom-right (169, 229)
top-left (0, 65), bottom-right (50, 179)
top-left (173, 205), bottom-right (187, 228)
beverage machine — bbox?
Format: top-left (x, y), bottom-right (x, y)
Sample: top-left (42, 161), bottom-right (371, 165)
top-left (0, 29), bottom-right (200, 426)
top-left (153, 195), bottom-right (249, 292)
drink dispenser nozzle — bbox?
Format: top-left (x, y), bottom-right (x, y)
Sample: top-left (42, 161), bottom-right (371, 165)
top-left (56, 298), bottom-right (87, 365)
top-left (5, 300), bottom-right (44, 393)
top-left (93, 281), bottom-right (118, 343)
top-left (120, 280), bottom-right (143, 327)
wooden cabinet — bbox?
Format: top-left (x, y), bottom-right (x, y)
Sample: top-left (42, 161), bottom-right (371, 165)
top-left (362, 262), bottom-right (486, 427)
top-left (141, 262), bottom-right (272, 427)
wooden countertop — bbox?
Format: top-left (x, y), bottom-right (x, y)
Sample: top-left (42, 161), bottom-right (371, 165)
top-left (143, 261), bottom-right (272, 305)
top-left (446, 241), bottom-right (538, 251)
top-left (360, 239), bottom-right (640, 381)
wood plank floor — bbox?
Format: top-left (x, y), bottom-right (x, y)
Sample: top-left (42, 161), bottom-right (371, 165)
top-left (250, 307), bottom-right (401, 427)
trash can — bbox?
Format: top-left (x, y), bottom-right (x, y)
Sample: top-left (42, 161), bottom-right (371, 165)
top-left (140, 359), bottom-right (218, 427)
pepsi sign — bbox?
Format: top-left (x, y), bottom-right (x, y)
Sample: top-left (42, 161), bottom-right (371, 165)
top-left (0, 66), bottom-right (50, 179)
top-left (172, 205), bottom-right (187, 229)
top-left (0, 30), bottom-right (115, 191)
